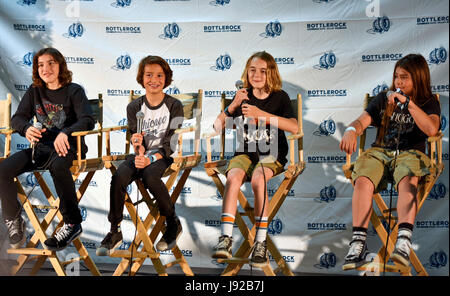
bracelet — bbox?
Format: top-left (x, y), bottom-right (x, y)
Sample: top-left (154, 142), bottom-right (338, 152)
top-left (404, 96), bottom-right (410, 109)
top-left (345, 126), bottom-right (356, 133)
top-left (150, 154), bottom-right (157, 163)
top-left (224, 106), bottom-right (231, 117)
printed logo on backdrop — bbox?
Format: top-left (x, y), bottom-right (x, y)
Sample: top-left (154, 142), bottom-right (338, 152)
top-left (63, 22), bottom-right (84, 38)
top-left (315, 185), bottom-right (337, 203)
top-left (17, 51), bottom-right (35, 67)
top-left (314, 252), bottom-right (337, 269)
top-left (165, 87), bottom-right (180, 95)
top-left (362, 53), bottom-right (403, 63)
top-left (75, 179), bottom-right (98, 187)
top-left (112, 54), bottom-right (132, 70)
top-left (313, 119), bottom-right (336, 136)
top-left (314, 51), bottom-right (337, 70)
top-left (372, 83), bottom-right (389, 96)
top-left (204, 24), bottom-right (241, 33)
top-left (367, 16), bottom-right (391, 34)
top-left (428, 47), bottom-right (447, 65)
top-left (306, 22), bottom-right (347, 31)
top-left (269, 254), bottom-right (295, 263)
top-left (312, 0), bottom-right (337, 3)
top-left (431, 84), bottom-right (449, 93)
top-left (268, 187), bottom-right (294, 198)
top-left (427, 182), bottom-right (447, 200)
top-left (307, 222), bottom-right (346, 230)
top-left (13, 23), bottom-right (45, 32)
top-left (275, 57), bottom-right (295, 65)
top-left (260, 21), bottom-right (282, 38)
top-left (424, 251), bottom-right (448, 269)
top-left (65, 56), bottom-right (94, 65)
top-left (170, 186), bottom-right (192, 197)
top-left (307, 154), bottom-right (346, 163)
top-left (16, 0), bottom-right (36, 5)
top-left (106, 26), bottom-right (141, 34)
top-left (25, 173), bottom-right (39, 188)
top-left (440, 116), bottom-right (447, 132)
top-left (268, 218), bottom-right (283, 235)
top-left (165, 58), bottom-right (191, 66)
top-left (204, 90), bottom-right (236, 98)
top-left (80, 207), bottom-right (87, 221)
top-left (160, 23), bottom-right (180, 39)
top-left (211, 54), bottom-right (232, 71)
top-left (417, 16), bottom-right (449, 25)
top-left (15, 84), bottom-right (29, 92)
top-left (107, 89), bottom-right (141, 97)
top-left (307, 89), bottom-right (347, 98)
top-left (160, 249), bottom-right (193, 257)
top-left (415, 220), bottom-right (448, 229)
top-left (209, 0), bottom-right (230, 6)
top-left (111, 0), bottom-right (131, 7)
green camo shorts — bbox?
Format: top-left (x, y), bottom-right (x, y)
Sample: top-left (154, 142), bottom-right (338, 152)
top-left (351, 147), bottom-right (432, 192)
top-left (226, 154), bottom-right (285, 180)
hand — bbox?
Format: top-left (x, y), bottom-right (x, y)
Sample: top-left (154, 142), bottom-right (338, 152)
top-left (387, 91), bottom-right (408, 107)
top-left (26, 126), bottom-right (47, 145)
top-left (134, 155), bottom-right (150, 169)
top-left (54, 132), bottom-right (70, 157)
top-left (339, 129), bottom-right (357, 154)
top-left (230, 89), bottom-right (249, 111)
top-left (131, 132), bottom-right (144, 153)
top-left (242, 103), bottom-right (264, 119)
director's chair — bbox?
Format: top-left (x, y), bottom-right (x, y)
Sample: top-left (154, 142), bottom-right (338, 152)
top-left (342, 93), bottom-right (444, 276)
top-left (0, 93), bottom-right (12, 162)
top-left (203, 93), bottom-right (305, 276)
top-left (102, 90), bottom-right (203, 276)
top-left (7, 94), bottom-right (104, 276)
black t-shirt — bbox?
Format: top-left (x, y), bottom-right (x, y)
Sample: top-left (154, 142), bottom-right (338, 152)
top-left (230, 88), bottom-right (295, 166)
top-left (366, 91), bottom-right (441, 153)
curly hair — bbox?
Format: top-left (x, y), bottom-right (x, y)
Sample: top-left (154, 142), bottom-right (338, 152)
top-left (136, 55), bottom-right (173, 89)
top-left (32, 47), bottom-right (72, 88)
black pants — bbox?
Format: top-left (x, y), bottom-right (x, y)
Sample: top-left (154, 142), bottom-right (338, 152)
top-left (108, 154), bottom-right (175, 227)
top-left (0, 148), bottom-right (82, 224)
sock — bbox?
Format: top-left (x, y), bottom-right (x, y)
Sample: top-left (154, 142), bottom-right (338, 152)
top-left (111, 224), bottom-right (121, 233)
top-left (255, 216), bottom-right (268, 242)
top-left (352, 227), bottom-right (367, 242)
top-left (221, 213), bottom-right (235, 237)
top-left (397, 223), bottom-right (413, 241)
top-left (398, 222), bottom-right (414, 232)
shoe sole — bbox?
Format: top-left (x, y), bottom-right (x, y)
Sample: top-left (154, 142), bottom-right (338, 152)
top-left (156, 229), bottom-right (183, 252)
top-left (96, 240), bottom-right (123, 256)
top-left (250, 260), bottom-right (269, 268)
top-left (390, 253), bottom-right (410, 267)
top-left (212, 250), bottom-right (232, 259)
top-left (44, 230), bottom-right (82, 252)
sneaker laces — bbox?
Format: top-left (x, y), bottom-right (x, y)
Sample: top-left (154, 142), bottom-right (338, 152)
top-left (252, 241), bottom-right (267, 258)
top-left (346, 240), bottom-right (364, 259)
top-left (395, 236), bottom-right (411, 257)
top-left (5, 219), bottom-right (22, 237)
top-left (55, 224), bottom-right (73, 242)
top-left (215, 236), bottom-right (231, 250)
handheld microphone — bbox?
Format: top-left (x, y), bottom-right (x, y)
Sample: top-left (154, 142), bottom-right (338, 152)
top-left (135, 111), bottom-right (145, 153)
top-left (235, 80), bottom-right (244, 90)
top-left (31, 122), bottom-right (43, 164)
top-left (386, 88), bottom-right (407, 110)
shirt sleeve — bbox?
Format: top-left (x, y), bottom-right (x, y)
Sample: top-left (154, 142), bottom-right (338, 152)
top-left (280, 91), bottom-right (295, 119)
top-left (365, 92), bottom-right (385, 128)
top-left (11, 86), bottom-right (34, 137)
top-left (158, 97), bottom-right (184, 159)
top-left (61, 85), bottom-right (95, 136)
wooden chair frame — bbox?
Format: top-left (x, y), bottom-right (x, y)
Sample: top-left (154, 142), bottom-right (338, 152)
top-left (342, 93), bottom-right (444, 276)
top-left (6, 94), bottom-right (104, 276)
top-left (101, 90), bottom-right (203, 276)
top-left (203, 93), bottom-right (305, 276)
top-left (0, 93), bottom-right (12, 162)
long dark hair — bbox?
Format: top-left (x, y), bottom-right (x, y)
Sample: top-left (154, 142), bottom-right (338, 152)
top-left (32, 47), bottom-right (72, 88)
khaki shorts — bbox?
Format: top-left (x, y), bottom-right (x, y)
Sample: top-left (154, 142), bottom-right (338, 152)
top-left (226, 154), bottom-right (285, 180)
top-left (351, 147), bottom-right (432, 192)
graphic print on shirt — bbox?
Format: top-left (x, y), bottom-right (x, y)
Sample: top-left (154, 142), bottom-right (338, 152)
top-left (35, 99), bottom-right (66, 129)
top-left (140, 103), bottom-right (170, 151)
top-left (381, 108), bottom-right (414, 149)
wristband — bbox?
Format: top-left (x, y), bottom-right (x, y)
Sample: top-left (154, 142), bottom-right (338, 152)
top-left (345, 126), bottom-right (356, 133)
top-left (403, 96), bottom-right (410, 109)
top-left (224, 106), bottom-right (232, 117)
top-left (150, 155), bottom-right (157, 163)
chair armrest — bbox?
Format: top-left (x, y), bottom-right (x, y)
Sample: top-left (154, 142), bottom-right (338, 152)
top-left (0, 128), bottom-right (15, 135)
top-left (286, 132), bottom-right (303, 140)
top-left (71, 128), bottom-right (102, 137)
top-left (175, 126), bottom-right (195, 134)
top-left (428, 131), bottom-right (443, 143)
top-left (202, 131), bottom-right (221, 139)
top-left (102, 125), bottom-right (128, 133)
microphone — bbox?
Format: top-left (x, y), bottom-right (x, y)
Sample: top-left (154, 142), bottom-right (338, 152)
top-left (135, 111), bottom-right (145, 153)
top-left (235, 80), bottom-right (244, 90)
top-left (31, 122), bottom-right (43, 164)
top-left (386, 89), bottom-right (405, 110)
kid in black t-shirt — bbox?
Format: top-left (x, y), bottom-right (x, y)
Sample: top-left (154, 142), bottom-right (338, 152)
top-left (0, 48), bottom-right (95, 251)
top-left (339, 54), bottom-right (441, 269)
top-left (211, 51), bottom-right (298, 267)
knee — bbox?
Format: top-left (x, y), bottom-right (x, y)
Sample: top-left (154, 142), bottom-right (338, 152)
top-left (111, 172), bottom-right (129, 188)
top-left (48, 158), bottom-right (71, 175)
top-left (251, 174), bottom-right (265, 190)
top-left (226, 173), bottom-right (244, 188)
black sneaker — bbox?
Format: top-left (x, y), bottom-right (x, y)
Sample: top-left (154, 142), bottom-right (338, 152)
top-left (156, 216), bottom-right (182, 252)
top-left (391, 234), bottom-right (412, 267)
top-left (44, 223), bottom-right (82, 251)
top-left (4, 216), bottom-right (26, 249)
top-left (250, 240), bottom-right (268, 268)
top-left (96, 230), bottom-right (123, 256)
top-left (212, 235), bottom-right (233, 259)
top-left (342, 239), bottom-right (369, 270)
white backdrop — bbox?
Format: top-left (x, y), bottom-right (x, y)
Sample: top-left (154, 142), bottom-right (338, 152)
top-left (0, 0), bottom-right (448, 275)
